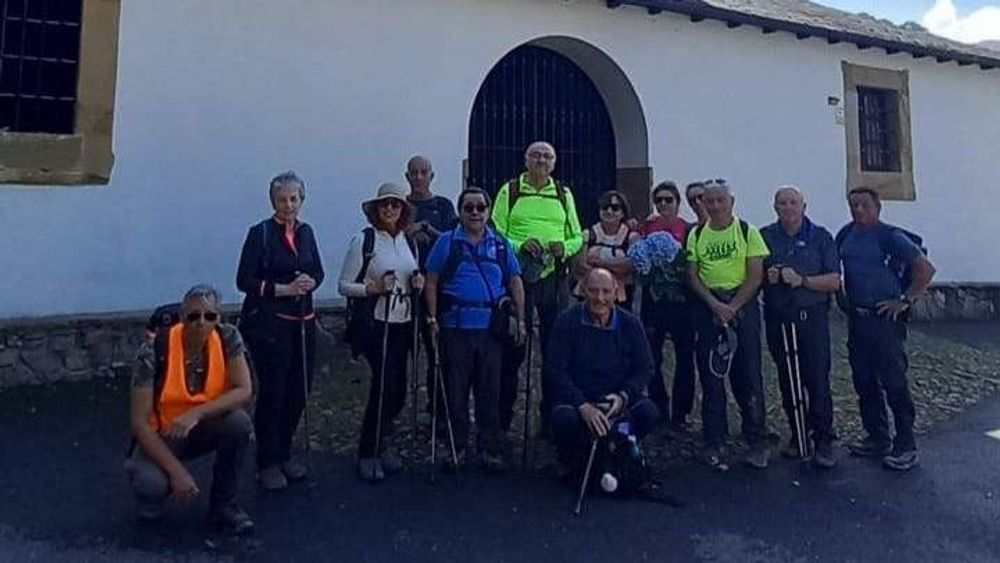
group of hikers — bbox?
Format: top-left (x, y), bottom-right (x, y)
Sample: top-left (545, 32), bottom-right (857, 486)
top-left (125, 141), bottom-right (936, 534)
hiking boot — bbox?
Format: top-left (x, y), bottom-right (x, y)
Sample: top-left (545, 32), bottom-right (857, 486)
top-left (210, 503), bottom-right (255, 535)
top-left (780, 437), bottom-right (806, 459)
top-left (745, 445), bottom-right (770, 469)
top-left (443, 448), bottom-right (467, 472)
top-left (258, 466), bottom-right (288, 491)
top-left (281, 460), bottom-right (309, 482)
top-left (481, 451), bottom-right (507, 474)
top-left (883, 448), bottom-right (919, 472)
top-left (812, 441), bottom-right (837, 469)
top-left (848, 437), bottom-right (892, 458)
top-left (136, 501), bottom-right (164, 521)
top-left (357, 458), bottom-right (386, 482)
top-left (379, 448), bottom-right (404, 475)
top-left (699, 445), bottom-right (728, 471)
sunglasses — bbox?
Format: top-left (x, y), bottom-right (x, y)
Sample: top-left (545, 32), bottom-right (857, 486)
top-left (378, 199), bottom-right (403, 209)
top-left (185, 311), bottom-right (219, 323)
top-left (462, 203), bottom-right (488, 213)
top-left (601, 203), bottom-right (624, 212)
top-left (654, 196), bottom-right (676, 205)
top-left (704, 178), bottom-right (727, 186)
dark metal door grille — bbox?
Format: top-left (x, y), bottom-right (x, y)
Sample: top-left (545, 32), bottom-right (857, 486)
top-left (857, 86), bottom-right (900, 173)
top-left (468, 45), bottom-right (616, 226)
top-left (0, 0), bottom-right (84, 134)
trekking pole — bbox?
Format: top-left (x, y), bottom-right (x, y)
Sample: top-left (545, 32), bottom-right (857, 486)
top-left (573, 437), bottom-right (600, 516)
top-left (429, 337), bottom-right (460, 480)
top-left (521, 322), bottom-right (534, 468)
top-left (409, 271), bottom-right (421, 480)
top-left (300, 317), bottom-right (312, 471)
top-left (789, 323), bottom-right (810, 458)
top-left (781, 323), bottom-right (807, 459)
top-left (373, 273), bottom-right (395, 466)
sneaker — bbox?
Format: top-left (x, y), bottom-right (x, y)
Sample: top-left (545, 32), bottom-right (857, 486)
top-left (883, 448), bottom-right (919, 471)
top-left (379, 448), bottom-right (404, 475)
top-left (699, 445), bottom-right (728, 471)
top-left (745, 445), bottom-right (770, 469)
top-left (848, 437), bottom-right (892, 458)
top-left (281, 460), bottom-right (309, 482)
top-left (812, 441), bottom-right (837, 469)
top-left (210, 503), bottom-right (255, 535)
top-left (481, 451), bottom-right (507, 474)
top-left (258, 466), bottom-right (288, 491)
top-left (357, 457), bottom-right (386, 482)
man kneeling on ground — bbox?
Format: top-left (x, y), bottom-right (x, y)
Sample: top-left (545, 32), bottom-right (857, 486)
top-left (544, 268), bottom-right (660, 476)
top-left (125, 285), bottom-right (255, 534)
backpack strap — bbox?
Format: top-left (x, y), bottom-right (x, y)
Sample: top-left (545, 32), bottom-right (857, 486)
top-left (354, 227), bottom-right (376, 284)
top-left (507, 177), bottom-right (521, 217)
top-left (151, 329), bottom-right (170, 431)
top-left (738, 220), bottom-right (749, 244)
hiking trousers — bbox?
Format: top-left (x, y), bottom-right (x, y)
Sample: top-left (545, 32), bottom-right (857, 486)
top-left (847, 313), bottom-right (916, 450)
top-left (550, 399), bottom-right (660, 465)
top-left (641, 293), bottom-right (697, 423)
top-left (441, 328), bottom-right (503, 455)
top-left (764, 306), bottom-right (835, 445)
top-left (126, 410), bottom-right (252, 509)
top-left (693, 299), bottom-right (768, 448)
top-left (358, 321), bottom-right (413, 458)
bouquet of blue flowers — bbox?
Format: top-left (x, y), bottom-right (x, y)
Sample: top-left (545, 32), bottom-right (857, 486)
top-left (628, 232), bottom-right (682, 276)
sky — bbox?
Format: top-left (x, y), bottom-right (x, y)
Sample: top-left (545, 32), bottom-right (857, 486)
top-left (819, 0), bottom-right (1000, 44)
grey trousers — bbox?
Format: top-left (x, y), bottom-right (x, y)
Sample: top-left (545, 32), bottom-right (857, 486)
top-left (125, 409), bottom-right (253, 510)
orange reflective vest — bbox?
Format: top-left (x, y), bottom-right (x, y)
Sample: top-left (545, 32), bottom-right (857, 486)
top-left (149, 324), bottom-right (228, 432)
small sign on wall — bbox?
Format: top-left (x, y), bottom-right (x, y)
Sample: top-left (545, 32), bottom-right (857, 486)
top-left (828, 96), bottom-right (844, 126)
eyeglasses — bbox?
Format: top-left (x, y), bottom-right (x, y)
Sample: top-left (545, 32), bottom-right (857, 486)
top-left (185, 311), bottom-right (220, 323)
top-left (654, 196), bottom-right (675, 205)
top-left (601, 204), bottom-right (623, 212)
top-left (527, 151), bottom-right (555, 161)
top-left (462, 203), bottom-right (488, 213)
top-left (379, 199), bottom-right (403, 209)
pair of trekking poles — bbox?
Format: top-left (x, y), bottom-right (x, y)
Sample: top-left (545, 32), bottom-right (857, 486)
top-left (780, 321), bottom-right (811, 459)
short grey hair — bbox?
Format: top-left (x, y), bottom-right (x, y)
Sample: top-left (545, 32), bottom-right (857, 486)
top-left (269, 170), bottom-right (306, 203)
top-left (183, 284), bottom-right (222, 308)
top-left (775, 184), bottom-right (806, 203)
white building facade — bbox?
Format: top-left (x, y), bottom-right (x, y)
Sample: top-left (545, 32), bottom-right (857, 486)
top-left (1, 0), bottom-right (998, 319)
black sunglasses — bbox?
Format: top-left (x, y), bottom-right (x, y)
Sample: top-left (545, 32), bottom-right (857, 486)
top-left (704, 178), bottom-right (727, 186)
top-left (378, 199), bottom-right (403, 209)
top-left (601, 203), bottom-right (624, 212)
top-left (185, 311), bottom-right (220, 323)
top-left (654, 196), bottom-right (675, 204)
top-left (462, 203), bottom-right (488, 213)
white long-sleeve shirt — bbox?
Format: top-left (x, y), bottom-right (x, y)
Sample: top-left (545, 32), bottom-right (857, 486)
top-left (338, 228), bottom-right (419, 323)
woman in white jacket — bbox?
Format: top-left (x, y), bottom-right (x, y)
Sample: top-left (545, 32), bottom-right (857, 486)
top-left (339, 182), bottom-right (423, 482)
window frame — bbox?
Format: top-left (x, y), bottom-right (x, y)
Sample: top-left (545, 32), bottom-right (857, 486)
top-left (0, 0), bottom-right (120, 186)
top-left (842, 61), bottom-right (915, 201)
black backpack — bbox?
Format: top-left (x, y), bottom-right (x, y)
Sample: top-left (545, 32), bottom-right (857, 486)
top-left (342, 227), bottom-right (417, 357)
top-left (687, 219), bottom-right (750, 247)
top-left (437, 230), bottom-right (518, 343)
top-left (834, 222), bottom-right (927, 312)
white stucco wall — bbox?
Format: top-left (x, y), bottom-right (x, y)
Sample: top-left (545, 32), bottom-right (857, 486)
top-left (1, 0), bottom-right (998, 318)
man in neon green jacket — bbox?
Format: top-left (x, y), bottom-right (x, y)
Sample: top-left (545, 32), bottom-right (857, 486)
top-left (491, 141), bottom-right (584, 433)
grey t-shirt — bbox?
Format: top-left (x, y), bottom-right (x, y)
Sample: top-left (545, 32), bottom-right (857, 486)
top-left (132, 323), bottom-right (244, 394)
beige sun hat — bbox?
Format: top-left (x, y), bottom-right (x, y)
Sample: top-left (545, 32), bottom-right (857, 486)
top-left (362, 182), bottom-right (411, 215)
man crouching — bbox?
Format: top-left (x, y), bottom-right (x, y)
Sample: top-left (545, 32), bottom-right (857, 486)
top-left (544, 268), bottom-right (660, 476)
top-left (125, 285), bottom-right (255, 534)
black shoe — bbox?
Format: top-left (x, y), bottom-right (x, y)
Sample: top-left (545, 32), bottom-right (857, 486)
top-left (481, 451), bottom-right (507, 474)
top-left (812, 441), bottom-right (837, 469)
top-left (780, 438), bottom-right (805, 459)
top-left (883, 448), bottom-right (919, 471)
top-left (848, 437), bottom-right (891, 458)
top-left (210, 504), bottom-right (255, 535)
top-left (745, 445), bottom-right (770, 469)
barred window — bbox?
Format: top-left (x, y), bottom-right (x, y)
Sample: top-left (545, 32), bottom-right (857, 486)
top-left (857, 86), bottom-right (900, 173)
top-left (0, 0), bottom-right (84, 134)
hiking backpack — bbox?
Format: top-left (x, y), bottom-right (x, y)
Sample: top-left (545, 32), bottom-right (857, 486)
top-left (835, 222), bottom-right (927, 293)
top-left (503, 176), bottom-right (575, 240)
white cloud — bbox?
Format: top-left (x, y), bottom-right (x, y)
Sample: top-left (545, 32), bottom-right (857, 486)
top-left (922, 0), bottom-right (1000, 43)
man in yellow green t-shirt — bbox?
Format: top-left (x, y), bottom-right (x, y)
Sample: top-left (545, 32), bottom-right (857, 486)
top-left (686, 181), bottom-right (771, 470)
top-left (491, 141), bottom-right (584, 435)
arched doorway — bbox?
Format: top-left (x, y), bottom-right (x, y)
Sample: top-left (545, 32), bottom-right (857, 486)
top-left (467, 45), bottom-right (616, 226)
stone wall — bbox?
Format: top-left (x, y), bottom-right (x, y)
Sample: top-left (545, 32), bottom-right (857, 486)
top-left (2, 285), bottom-right (998, 388)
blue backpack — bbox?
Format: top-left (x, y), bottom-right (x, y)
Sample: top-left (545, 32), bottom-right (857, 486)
top-left (835, 222), bottom-right (927, 313)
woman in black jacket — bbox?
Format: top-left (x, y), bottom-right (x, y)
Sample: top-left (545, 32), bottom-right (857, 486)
top-left (237, 171), bottom-right (324, 491)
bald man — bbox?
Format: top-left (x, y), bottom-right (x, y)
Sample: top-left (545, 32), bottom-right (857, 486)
top-left (761, 186), bottom-right (841, 468)
top-left (544, 268), bottom-right (658, 473)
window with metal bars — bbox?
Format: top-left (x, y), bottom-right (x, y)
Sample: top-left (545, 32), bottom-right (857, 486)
top-left (857, 86), bottom-right (901, 173)
top-left (0, 0), bottom-right (83, 134)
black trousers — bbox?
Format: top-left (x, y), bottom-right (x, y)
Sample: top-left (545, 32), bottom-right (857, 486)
top-left (642, 292), bottom-right (697, 423)
top-left (499, 273), bottom-right (569, 430)
top-left (126, 410), bottom-right (252, 509)
top-left (441, 328), bottom-right (503, 455)
top-left (693, 299), bottom-right (768, 448)
top-left (764, 307), bottom-right (835, 444)
top-left (358, 321), bottom-right (413, 458)
top-left (847, 314), bottom-right (916, 450)
top-left (248, 316), bottom-right (316, 469)
top-left (550, 399), bottom-right (660, 465)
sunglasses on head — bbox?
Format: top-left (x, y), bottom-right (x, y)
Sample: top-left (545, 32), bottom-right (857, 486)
top-left (462, 203), bottom-right (488, 213)
top-left (704, 178), bottom-right (727, 186)
top-left (655, 196), bottom-right (675, 204)
top-left (185, 311), bottom-right (219, 323)
top-left (601, 203), bottom-right (623, 212)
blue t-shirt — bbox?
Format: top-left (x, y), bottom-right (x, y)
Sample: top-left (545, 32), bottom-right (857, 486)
top-left (426, 227), bottom-right (521, 329)
top-left (761, 218), bottom-right (839, 314)
top-left (839, 222), bottom-right (921, 308)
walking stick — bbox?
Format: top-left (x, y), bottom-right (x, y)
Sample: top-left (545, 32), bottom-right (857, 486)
top-left (429, 336), bottom-right (460, 481)
top-left (300, 318), bottom-right (312, 471)
top-left (409, 271), bottom-right (421, 480)
top-left (781, 323), bottom-right (808, 459)
top-left (521, 323), bottom-right (534, 468)
top-left (373, 274), bottom-right (395, 465)
top-left (573, 437), bottom-right (600, 516)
